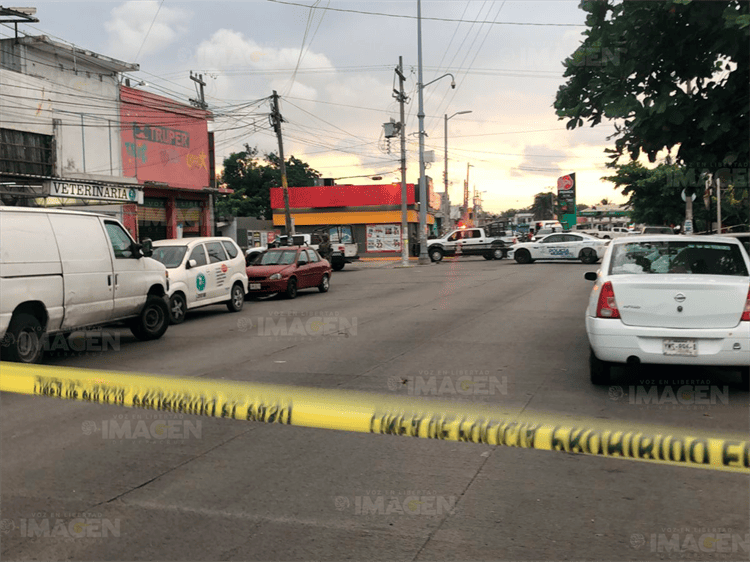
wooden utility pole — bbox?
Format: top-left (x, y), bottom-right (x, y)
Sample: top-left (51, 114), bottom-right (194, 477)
top-left (271, 90), bottom-right (293, 239)
top-left (189, 72), bottom-right (207, 109)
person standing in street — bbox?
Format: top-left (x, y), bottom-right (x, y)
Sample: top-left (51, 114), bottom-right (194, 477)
top-left (319, 233), bottom-right (333, 263)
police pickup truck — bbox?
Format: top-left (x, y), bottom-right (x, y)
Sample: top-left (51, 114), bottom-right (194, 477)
top-left (427, 226), bottom-right (514, 262)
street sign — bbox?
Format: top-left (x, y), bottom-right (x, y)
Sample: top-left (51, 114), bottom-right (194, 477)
top-left (684, 219), bottom-right (693, 234)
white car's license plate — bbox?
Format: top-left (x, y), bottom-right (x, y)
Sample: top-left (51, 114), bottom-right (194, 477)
top-left (249, 283), bottom-right (261, 290)
top-left (663, 339), bottom-right (697, 356)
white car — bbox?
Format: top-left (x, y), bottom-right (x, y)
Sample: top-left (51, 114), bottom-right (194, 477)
top-left (508, 233), bottom-right (608, 264)
top-left (584, 235), bottom-right (750, 387)
top-left (151, 237), bottom-right (248, 324)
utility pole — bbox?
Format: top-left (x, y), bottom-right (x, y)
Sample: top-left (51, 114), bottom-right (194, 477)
top-left (271, 90), bottom-right (293, 240)
top-left (394, 57), bottom-right (409, 267)
top-left (716, 176), bottom-right (722, 233)
top-left (189, 72), bottom-right (207, 110)
top-left (463, 163), bottom-right (471, 225)
top-left (416, 0), bottom-right (429, 264)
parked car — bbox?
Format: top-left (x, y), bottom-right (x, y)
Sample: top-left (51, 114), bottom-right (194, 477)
top-left (245, 246), bottom-right (267, 266)
top-left (509, 233), bottom-right (608, 264)
top-left (584, 235), bottom-right (750, 387)
top-left (572, 224), bottom-right (601, 238)
top-left (720, 232), bottom-right (750, 255)
top-left (246, 246), bottom-right (331, 299)
top-left (629, 226), bottom-right (676, 235)
top-left (152, 237), bottom-right (248, 324)
top-left (530, 227), bottom-right (564, 241)
top-left (598, 226), bottom-right (630, 239)
top-left (312, 225), bottom-right (360, 271)
top-left (0, 207), bottom-right (170, 363)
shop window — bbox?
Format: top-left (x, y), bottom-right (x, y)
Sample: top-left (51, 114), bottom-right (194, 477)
top-left (0, 128), bottom-right (54, 176)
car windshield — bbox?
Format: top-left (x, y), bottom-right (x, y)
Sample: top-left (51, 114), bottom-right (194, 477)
top-left (260, 249), bottom-right (297, 265)
top-left (609, 241), bottom-right (748, 276)
top-left (151, 246), bottom-right (188, 269)
top-left (643, 227), bottom-right (673, 234)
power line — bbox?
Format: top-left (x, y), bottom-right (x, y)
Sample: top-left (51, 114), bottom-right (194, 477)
top-left (267, 0), bottom-right (586, 26)
top-left (133, 0), bottom-right (165, 63)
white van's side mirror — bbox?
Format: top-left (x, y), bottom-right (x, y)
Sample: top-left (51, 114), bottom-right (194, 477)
top-left (186, 259), bottom-right (198, 269)
top-left (140, 238), bottom-right (153, 258)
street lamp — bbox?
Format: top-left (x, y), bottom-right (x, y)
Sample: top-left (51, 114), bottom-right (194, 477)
top-left (444, 111), bottom-right (471, 224)
top-left (416, 0), bottom-right (456, 264)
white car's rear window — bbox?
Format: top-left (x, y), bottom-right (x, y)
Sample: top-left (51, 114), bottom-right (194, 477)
top-left (609, 241), bottom-right (749, 276)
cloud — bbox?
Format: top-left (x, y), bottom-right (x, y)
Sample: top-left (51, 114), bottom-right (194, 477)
top-left (105, 1), bottom-right (191, 62)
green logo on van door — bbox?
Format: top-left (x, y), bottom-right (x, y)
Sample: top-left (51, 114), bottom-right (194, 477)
top-left (196, 273), bottom-right (206, 291)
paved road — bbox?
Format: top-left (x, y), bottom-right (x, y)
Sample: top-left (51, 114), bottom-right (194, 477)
top-left (2, 257), bottom-right (748, 561)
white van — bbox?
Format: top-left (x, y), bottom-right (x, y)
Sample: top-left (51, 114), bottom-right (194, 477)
top-left (0, 207), bottom-right (170, 363)
top-left (151, 237), bottom-right (248, 324)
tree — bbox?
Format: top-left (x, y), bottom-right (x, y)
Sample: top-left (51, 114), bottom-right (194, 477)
top-left (264, 153), bottom-right (322, 188)
top-left (554, 1), bottom-right (749, 170)
top-left (531, 192), bottom-right (555, 220)
top-left (217, 145), bottom-right (321, 219)
top-left (602, 161), bottom-right (686, 226)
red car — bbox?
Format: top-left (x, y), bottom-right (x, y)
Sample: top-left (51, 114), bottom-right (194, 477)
top-left (246, 246), bottom-right (331, 299)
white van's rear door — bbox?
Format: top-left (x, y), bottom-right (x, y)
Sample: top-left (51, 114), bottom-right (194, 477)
top-left (48, 214), bottom-right (114, 329)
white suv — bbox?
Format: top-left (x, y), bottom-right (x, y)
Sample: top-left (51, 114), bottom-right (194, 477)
top-left (152, 237), bottom-right (248, 324)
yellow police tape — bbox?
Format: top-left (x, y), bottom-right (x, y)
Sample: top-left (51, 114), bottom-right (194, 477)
top-left (1, 362), bottom-right (748, 474)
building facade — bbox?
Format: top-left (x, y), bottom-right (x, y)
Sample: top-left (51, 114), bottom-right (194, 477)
top-left (0, 35), bottom-right (143, 233)
top-left (269, 183), bottom-right (438, 257)
top-left (119, 86), bottom-right (215, 240)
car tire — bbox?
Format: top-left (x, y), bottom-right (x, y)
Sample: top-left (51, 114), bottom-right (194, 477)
top-left (483, 253), bottom-right (493, 260)
top-left (332, 259), bottom-right (345, 271)
top-left (580, 248), bottom-right (598, 264)
top-left (740, 367), bottom-right (749, 390)
top-left (589, 348), bottom-right (612, 385)
top-left (492, 247), bottom-right (505, 260)
top-left (130, 295), bottom-right (170, 341)
top-left (226, 283), bottom-right (245, 312)
top-left (429, 248), bottom-right (444, 262)
top-left (318, 273), bottom-right (330, 293)
top-left (169, 293), bottom-right (187, 324)
top-left (286, 277), bottom-right (298, 299)
top-left (2, 313), bottom-right (44, 364)
top-left (514, 249), bottom-right (532, 264)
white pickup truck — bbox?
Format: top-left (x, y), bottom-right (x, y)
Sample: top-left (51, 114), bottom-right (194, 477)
top-left (427, 227), bottom-right (514, 262)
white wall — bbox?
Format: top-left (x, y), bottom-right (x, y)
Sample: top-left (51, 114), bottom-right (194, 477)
top-left (1, 51), bottom-right (126, 182)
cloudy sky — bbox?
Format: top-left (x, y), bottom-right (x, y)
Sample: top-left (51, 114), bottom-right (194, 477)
top-left (4, 1), bottom-right (631, 212)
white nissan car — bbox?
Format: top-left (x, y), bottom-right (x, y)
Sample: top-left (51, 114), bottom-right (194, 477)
top-left (584, 235), bottom-right (750, 387)
top-left (508, 232), bottom-right (609, 264)
top-left (151, 237), bottom-right (248, 324)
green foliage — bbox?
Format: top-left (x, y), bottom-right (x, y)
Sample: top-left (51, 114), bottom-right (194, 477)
top-left (554, 1), bottom-right (749, 168)
top-left (532, 192), bottom-right (555, 220)
top-left (216, 145), bottom-right (321, 219)
top-left (603, 161), bottom-right (749, 229)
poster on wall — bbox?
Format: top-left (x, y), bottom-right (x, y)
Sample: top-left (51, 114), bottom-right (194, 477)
top-left (366, 224), bottom-right (401, 252)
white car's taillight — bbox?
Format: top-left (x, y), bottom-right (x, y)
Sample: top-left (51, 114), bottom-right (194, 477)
top-left (742, 287), bottom-right (750, 321)
top-left (595, 281), bottom-right (620, 319)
